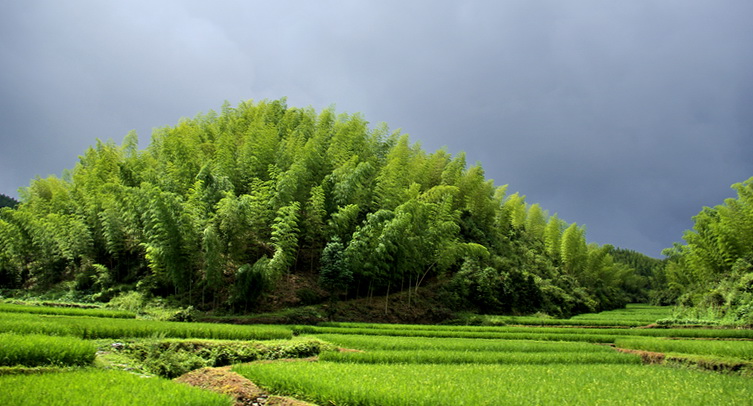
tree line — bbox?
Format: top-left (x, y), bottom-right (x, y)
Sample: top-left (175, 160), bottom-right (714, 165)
top-left (0, 99), bottom-right (655, 317)
top-left (0, 194), bottom-right (18, 209)
top-left (655, 177), bottom-right (753, 324)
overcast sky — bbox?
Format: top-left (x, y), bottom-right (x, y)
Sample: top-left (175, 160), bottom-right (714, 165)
top-left (1, 1), bottom-right (751, 257)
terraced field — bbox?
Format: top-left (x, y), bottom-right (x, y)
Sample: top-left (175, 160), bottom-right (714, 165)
top-left (2, 303), bottom-right (752, 405)
top-left (236, 305), bottom-right (753, 405)
top-left (0, 302), bottom-right (300, 405)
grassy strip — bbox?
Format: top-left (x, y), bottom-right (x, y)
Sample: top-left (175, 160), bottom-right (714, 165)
top-left (297, 325), bottom-right (624, 342)
top-left (310, 322), bottom-right (639, 333)
top-left (0, 302), bottom-right (135, 318)
top-left (615, 337), bottom-right (753, 360)
top-left (485, 316), bottom-right (644, 327)
top-left (319, 349), bottom-right (641, 365)
top-left (311, 334), bottom-right (615, 352)
top-left (0, 368), bottom-right (233, 406)
top-left (570, 305), bottom-right (672, 321)
top-left (0, 312), bottom-right (292, 340)
top-left (489, 305), bottom-right (672, 326)
top-left (0, 366), bottom-right (73, 376)
top-left (299, 324), bottom-right (753, 340)
top-left (234, 361), bottom-right (753, 406)
top-left (0, 333), bottom-right (96, 367)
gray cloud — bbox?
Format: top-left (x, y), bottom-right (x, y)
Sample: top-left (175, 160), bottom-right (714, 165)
top-left (1, 0), bottom-right (751, 257)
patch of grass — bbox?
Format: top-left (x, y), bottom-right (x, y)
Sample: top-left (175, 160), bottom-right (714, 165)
top-left (0, 302), bottom-right (135, 318)
top-left (297, 322), bottom-right (753, 341)
top-left (296, 324), bottom-right (627, 342)
top-left (0, 368), bottom-right (233, 406)
top-left (0, 311), bottom-right (292, 340)
top-left (234, 361), bottom-right (753, 406)
top-left (320, 349), bottom-right (641, 365)
top-left (0, 332), bottom-right (96, 367)
top-left (311, 334), bottom-right (615, 352)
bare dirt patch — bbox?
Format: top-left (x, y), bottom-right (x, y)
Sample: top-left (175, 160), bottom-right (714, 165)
top-left (175, 366), bottom-right (315, 406)
top-left (615, 348), bottom-right (666, 364)
top-left (337, 347), bottom-right (364, 353)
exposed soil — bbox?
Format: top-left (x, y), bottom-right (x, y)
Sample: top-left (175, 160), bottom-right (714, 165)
top-left (614, 348), bottom-right (666, 364)
top-left (175, 366), bottom-right (316, 406)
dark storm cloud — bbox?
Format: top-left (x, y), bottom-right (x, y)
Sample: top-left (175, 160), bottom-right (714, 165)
top-left (1, 1), bottom-right (751, 257)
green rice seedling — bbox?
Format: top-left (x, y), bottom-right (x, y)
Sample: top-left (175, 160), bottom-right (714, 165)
top-left (309, 322), bottom-right (624, 334)
top-left (319, 349), bottom-right (641, 365)
top-left (0, 312), bottom-right (77, 336)
top-left (0, 302), bottom-right (136, 318)
top-left (0, 333), bottom-right (96, 367)
top-left (624, 328), bottom-right (753, 340)
top-left (299, 323), bottom-right (753, 341)
top-left (312, 334), bottom-right (616, 353)
top-left (569, 305), bottom-right (672, 323)
top-left (234, 361), bottom-right (753, 406)
top-left (297, 325), bottom-right (627, 343)
top-left (615, 337), bottom-right (753, 360)
top-left (487, 316), bottom-right (644, 327)
top-left (0, 368), bottom-right (233, 405)
top-left (491, 305), bottom-right (673, 327)
top-left (0, 312), bottom-right (292, 340)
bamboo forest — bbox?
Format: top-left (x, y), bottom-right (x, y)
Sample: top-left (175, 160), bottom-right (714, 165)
top-left (1, 99), bottom-right (751, 325)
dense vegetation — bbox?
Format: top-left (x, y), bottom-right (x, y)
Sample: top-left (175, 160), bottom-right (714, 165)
top-left (656, 177), bottom-right (753, 325)
top-left (0, 194), bottom-right (18, 209)
top-left (0, 99), bottom-right (653, 318)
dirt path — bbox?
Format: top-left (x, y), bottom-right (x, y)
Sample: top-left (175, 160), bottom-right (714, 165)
top-left (174, 366), bottom-right (315, 406)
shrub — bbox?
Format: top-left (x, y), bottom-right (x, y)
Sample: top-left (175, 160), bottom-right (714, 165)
top-left (120, 338), bottom-right (326, 378)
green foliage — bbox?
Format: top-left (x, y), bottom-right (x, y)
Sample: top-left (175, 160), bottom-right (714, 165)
top-left (660, 177), bottom-right (753, 322)
top-left (229, 259), bottom-right (272, 311)
top-left (318, 237), bottom-right (351, 297)
top-left (0, 194), bottom-right (18, 209)
top-left (0, 99), bottom-right (643, 316)
top-left (121, 337), bottom-right (325, 378)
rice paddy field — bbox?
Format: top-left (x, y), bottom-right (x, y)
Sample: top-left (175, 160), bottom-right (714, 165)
top-left (0, 369), bottom-right (233, 406)
top-left (0, 310), bottom-right (292, 340)
top-left (0, 301), bottom-right (292, 405)
top-left (1, 302), bottom-right (752, 405)
top-left (238, 304), bottom-right (753, 405)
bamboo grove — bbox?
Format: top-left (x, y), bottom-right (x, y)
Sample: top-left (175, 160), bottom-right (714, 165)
top-left (658, 177), bottom-right (753, 324)
top-left (0, 99), bottom-right (651, 316)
